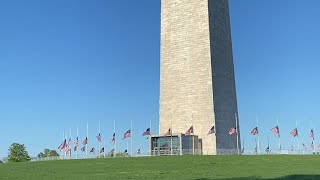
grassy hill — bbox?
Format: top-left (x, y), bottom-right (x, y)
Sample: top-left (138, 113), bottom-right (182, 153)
top-left (1, 155), bottom-right (320, 180)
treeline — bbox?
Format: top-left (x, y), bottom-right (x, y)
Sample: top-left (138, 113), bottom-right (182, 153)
top-left (2, 143), bottom-right (59, 163)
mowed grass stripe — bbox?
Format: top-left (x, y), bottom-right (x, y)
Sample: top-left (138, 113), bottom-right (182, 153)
top-left (1, 155), bottom-right (320, 179)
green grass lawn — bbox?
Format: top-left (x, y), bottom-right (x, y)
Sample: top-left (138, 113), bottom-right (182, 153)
top-left (1, 155), bottom-right (320, 180)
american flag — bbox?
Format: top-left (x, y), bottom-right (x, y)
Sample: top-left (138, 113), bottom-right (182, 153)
top-left (311, 141), bottom-right (315, 150)
top-left (207, 126), bottom-right (215, 135)
top-left (142, 128), bottom-right (151, 136)
top-left (58, 139), bottom-right (66, 150)
top-left (251, 127), bottom-right (258, 135)
top-left (165, 128), bottom-right (172, 136)
top-left (111, 133), bottom-right (116, 143)
top-left (66, 149), bottom-right (71, 155)
top-left (82, 137), bottom-right (88, 145)
top-left (74, 146), bottom-right (77, 152)
top-left (123, 130), bottom-right (131, 140)
top-left (81, 146), bottom-right (86, 152)
top-left (303, 144), bottom-right (307, 151)
top-left (271, 126), bottom-right (280, 136)
top-left (229, 127), bottom-right (237, 135)
top-left (100, 147), bottom-right (104, 153)
top-left (124, 149), bottom-right (128, 154)
top-left (97, 133), bottom-right (102, 143)
top-left (185, 126), bottom-right (194, 135)
top-left (89, 147), bottom-right (95, 153)
top-left (310, 129), bottom-right (314, 140)
top-left (67, 138), bottom-right (72, 147)
top-left (265, 146), bottom-right (270, 153)
top-left (136, 149), bottom-right (141, 154)
top-left (75, 137), bottom-right (79, 147)
top-left (290, 128), bottom-right (298, 137)
top-left (109, 148), bottom-right (115, 155)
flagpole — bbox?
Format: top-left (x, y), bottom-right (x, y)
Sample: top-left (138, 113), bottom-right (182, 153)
top-left (65, 129), bottom-right (68, 159)
top-left (99, 120), bottom-right (101, 158)
top-left (296, 120), bottom-right (299, 152)
top-left (267, 136), bottom-right (270, 154)
top-left (256, 114), bottom-right (260, 154)
top-left (242, 138), bottom-right (244, 154)
top-left (63, 130), bottom-right (65, 159)
top-left (192, 114), bottom-right (195, 155)
top-left (76, 124), bottom-right (78, 159)
top-left (170, 116), bottom-right (173, 155)
top-left (149, 119), bottom-right (152, 156)
top-left (86, 122), bottom-right (88, 158)
top-left (277, 116), bottom-right (281, 152)
top-left (114, 119), bottom-right (116, 157)
top-left (70, 128), bottom-right (72, 159)
top-left (235, 113), bottom-right (239, 155)
top-left (131, 119), bottom-right (133, 157)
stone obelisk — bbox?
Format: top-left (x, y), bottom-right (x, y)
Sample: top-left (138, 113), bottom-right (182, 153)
top-left (159, 0), bottom-right (240, 155)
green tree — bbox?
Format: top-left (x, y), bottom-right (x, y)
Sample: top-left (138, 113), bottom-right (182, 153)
top-left (0, 160), bottom-right (3, 163)
top-left (37, 149), bottom-right (59, 158)
top-left (8, 143), bottom-right (30, 162)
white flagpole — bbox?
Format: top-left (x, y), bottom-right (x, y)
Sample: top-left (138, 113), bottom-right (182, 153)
top-left (99, 120), bottom-right (101, 158)
top-left (70, 128), bottom-right (72, 159)
top-left (149, 119), bottom-right (152, 155)
top-left (192, 114), bottom-right (195, 155)
top-left (131, 119), bottom-right (133, 157)
top-left (76, 124), bottom-right (78, 159)
top-left (170, 116), bottom-right (173, 155)
top-left (65, 129), bottom-right (68, 159)
top-left (235, 113), bottom-right (239, 155)
top-left (114, 119), bottom-right (116, 157)
top-left (63, 130), bottom-right (65, 159)
top-left (256, 114), bottom-right (260, 154)
top-left (296, 120), bottom-right (299, 152)
top-left (86, 122), bottom-right (88, 158)
top-left (277, 116), bottom-right (281, 153)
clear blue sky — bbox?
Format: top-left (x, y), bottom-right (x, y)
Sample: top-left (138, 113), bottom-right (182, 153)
top-left (0, 0), bottom-right (320, 158)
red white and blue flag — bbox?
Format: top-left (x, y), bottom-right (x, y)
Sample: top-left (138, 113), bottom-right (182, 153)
top-left (185, 126), bottom-right (194, 135)
top-left (67, 138), bottom-right (72, 147)
top-left (303, 143), bottom-right (307, 151)
top-left (89, 147), bottom-right (95, 153)
top-left (207, 126), bottom-right (215, 135)
top-left (290, 128), bottom-right (298, 137)
top-left (229, 127), bottom-right (237, 135)
top-left (81, 146), bottom-right (86, 152)
top-left (111, 133), bottom-right (116, 143)
top-left (311, 141), bottom-right (315, 150)
top-left (251, 127), bottom-right (258, 135)
top-left (109, 148), bottom-right (115, 155)
top-left (123, 130), bottom-right (131, 140)
top-left (142, 128), bottom-right (151, 136)
top-left (310, 129), bottom-right (314, 140)
top-left (100, 147), bottom-right (105, 153)
top-left (271, 126), bottom-right (280, 136)
top-left (97, 133), bottom-right (102, 143)
top-left (75, 137), bottom-right (79, 147)
top-left (83, 137), bottom-right (88, 145)
top-left (58, 139), bottom-right (66, 150)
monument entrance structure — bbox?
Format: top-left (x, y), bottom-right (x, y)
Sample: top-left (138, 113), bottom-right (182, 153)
top-left (150, 0), bottom-right (240, 155)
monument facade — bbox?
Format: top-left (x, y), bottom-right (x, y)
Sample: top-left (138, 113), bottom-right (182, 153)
top-left (159, 0), bottom-right (240, 154)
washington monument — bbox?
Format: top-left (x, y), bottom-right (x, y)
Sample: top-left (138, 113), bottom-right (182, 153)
top-left (159, 0), bottom-right (240, 154)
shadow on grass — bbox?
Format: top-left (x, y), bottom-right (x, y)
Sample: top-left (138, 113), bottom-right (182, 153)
top-left (193, 175), bottom-right (320, 180)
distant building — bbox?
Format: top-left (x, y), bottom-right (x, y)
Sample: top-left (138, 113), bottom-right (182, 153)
top-left (153, 0), bottom-right (240, 155)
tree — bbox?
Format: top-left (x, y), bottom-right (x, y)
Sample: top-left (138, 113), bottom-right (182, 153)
top-left (0, 160), bottom-right (2, 163)
top-left (8, 143), bottom-right (30, 162)
top-left (37, 149), bottom-right (59, 158)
